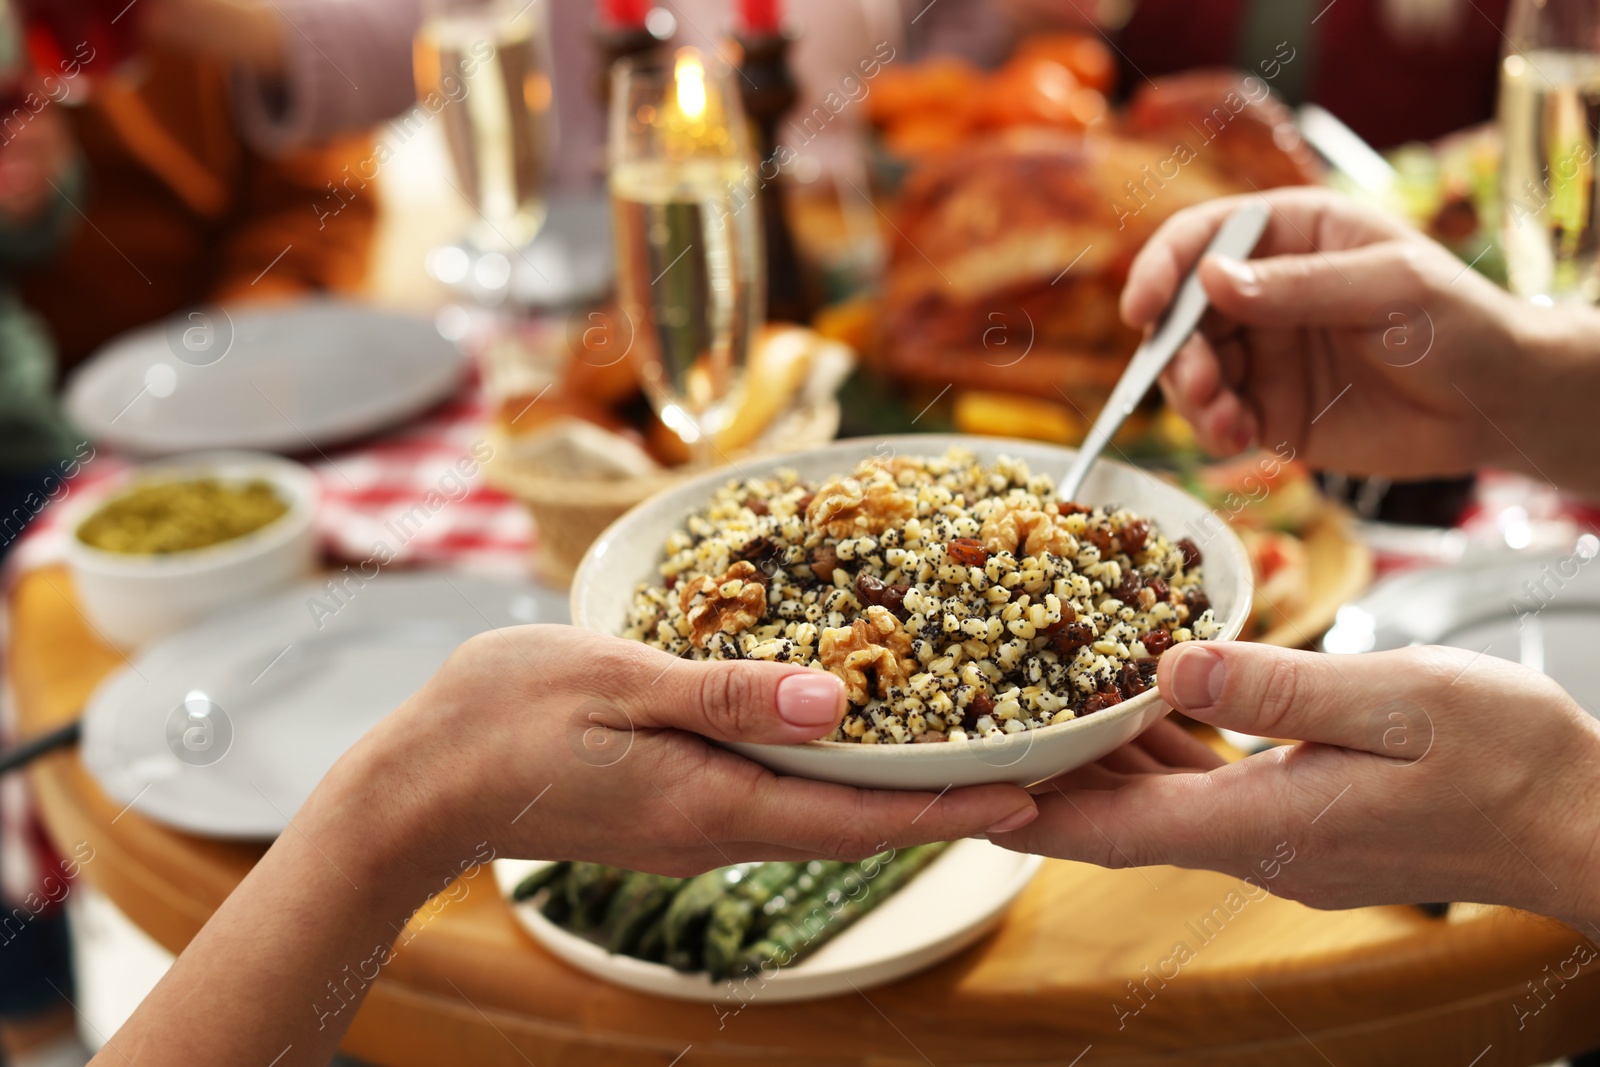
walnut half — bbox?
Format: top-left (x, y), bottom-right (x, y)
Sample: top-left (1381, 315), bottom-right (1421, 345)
top-left (806, 474), bottom-right (913, 539)
top-left (819, 605), bottom-right (915, 703)
top-left (979, 500), bottom-right (1076, 558)
top-left (679, 561), bottom-right (768, 649)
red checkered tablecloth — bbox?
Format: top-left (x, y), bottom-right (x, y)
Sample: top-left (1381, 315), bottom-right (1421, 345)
top-left (6, 376), bottom-right (535, 580)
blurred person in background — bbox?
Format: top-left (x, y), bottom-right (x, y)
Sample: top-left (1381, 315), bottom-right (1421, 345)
top-left (2, 2), bottom-right (418, 1062)
top-left (15, 0), bottom-right (422, 369)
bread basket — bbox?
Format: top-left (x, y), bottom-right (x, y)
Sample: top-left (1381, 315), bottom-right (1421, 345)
top-left (486, 325), bottom-right (852, 586)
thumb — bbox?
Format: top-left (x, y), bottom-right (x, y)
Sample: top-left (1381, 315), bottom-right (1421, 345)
top-left (623, 654), bottom-right (847, 745)
top-left (1199, 242), bottom-right (1424, 329)
top-left (1157, 641), bottom-right (1438, 754)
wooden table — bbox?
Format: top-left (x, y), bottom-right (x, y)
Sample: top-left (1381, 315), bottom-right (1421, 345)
top-left (14, 564), bottom-right (1600, 1067)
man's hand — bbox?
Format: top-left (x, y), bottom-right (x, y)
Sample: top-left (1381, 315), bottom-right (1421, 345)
top-left (997, 640), bottom-right (1600, 928)
top-left (1123, 187), bottom-right (1595, 488)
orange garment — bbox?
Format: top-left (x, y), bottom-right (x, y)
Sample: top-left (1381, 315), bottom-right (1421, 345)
top-left (21, 46), bottom-right (377, 371)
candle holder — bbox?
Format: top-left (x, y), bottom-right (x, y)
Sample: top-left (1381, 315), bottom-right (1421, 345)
top-left (592, 4), bottom-right (674, 103)
top-left (732, 27), bottom-right (815, 324)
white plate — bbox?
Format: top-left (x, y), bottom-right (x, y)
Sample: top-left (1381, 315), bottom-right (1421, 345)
top-left (1321, 542), bottom-right (1600, 713)
top-left (572, 435), bottom-right (1253, 791)
top-left (493, 841), bottom-right (1043, 1003)
top-left (65, 300), bottom-right (466, 457)
top-left (81, 573), bottom-right (567, 838)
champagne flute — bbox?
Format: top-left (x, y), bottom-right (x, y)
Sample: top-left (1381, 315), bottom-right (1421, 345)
top-left (1499, 0), bottom-right (1600, 305)
top-left (609, 47), bottom-right (765, 463)
top-left (416, 0), bottom-right (556, 256)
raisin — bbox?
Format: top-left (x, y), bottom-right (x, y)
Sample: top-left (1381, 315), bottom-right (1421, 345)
top-left (1050, 621), bottom-right (1094, 657)
top-left (850, 574), bottom-right (909, 619)
top-left (1177, 538), bottom-right (1203, 570)
top-left (746, 497), bottom-right (769, 516)
top-left (1082, 686), bottom-right (1125, 715)
top-left (1082, 526), bottom-right (1113, 554)
top-left (810, 545), bottom-right (839, 584)
top-left (947, 537), bottom-right (988, 567)
top-left (664, 574), bottom-right (678, 591)
top-left (1058, 502), bottom-right (1092, 517)
top-left (1119, 517), bottom-right (1150, 554)
top-left (1041, 601), bottom-right (1077, 635)
top-left (1184, 588), bottom-right (1211, 619)
top-left (1112, 573), bottom-right (1142, 605)
top-left (1146, 577), bottom-right (1170, 603)
top-left (734, 536), bottom-right (777, 564)
top-left (796, 492), bottom-right (815, 514)
top-left (963, 690), bottom-right (996, 730)
top-left (1119, 662), bottom-right (1149, 698)
top-left (855, 573), bottom-right (886, 605)
top-left (1141, 629), bottom-right (1173, 656)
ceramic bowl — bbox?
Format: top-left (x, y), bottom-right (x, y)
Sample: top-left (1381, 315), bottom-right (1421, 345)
top-left (64, 452), bottom-right (319, 649)
top-left (572, 436), bottom-right (1252, 789)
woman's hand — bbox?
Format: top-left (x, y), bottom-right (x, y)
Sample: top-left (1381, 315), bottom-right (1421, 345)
top-left (101, 627), bottom-right (1037, 1066)
top-left (1123, 187), bottom-right (1600, 494)
top-left (996, 640), bottom-right (1600, 926)
top-left (332, 625), bottom-right (1039, 882)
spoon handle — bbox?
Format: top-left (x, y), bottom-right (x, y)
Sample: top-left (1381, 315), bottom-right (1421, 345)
top-left (1057, 200), bottom-right (1271, 503)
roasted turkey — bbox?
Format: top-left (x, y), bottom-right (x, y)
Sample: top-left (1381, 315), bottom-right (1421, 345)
top-left (881, 71), bottom-right (1323, 410)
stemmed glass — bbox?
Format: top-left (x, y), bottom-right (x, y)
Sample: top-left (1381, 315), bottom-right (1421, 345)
top-left (1499, 0), bottom-right (1600, 304)
top-left (608, 47), bottom-right (765, 464)
top-left (417, 0), bottom-right (556, 300)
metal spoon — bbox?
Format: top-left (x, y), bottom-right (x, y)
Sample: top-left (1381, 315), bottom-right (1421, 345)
top-left (1057, 201), bottom-right (1272, 503)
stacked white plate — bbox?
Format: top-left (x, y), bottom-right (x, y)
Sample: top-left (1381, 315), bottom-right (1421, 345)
top-left (81, 573), bottom-right (567, 838)
top-left (66, 301), bottom-right (466, 457)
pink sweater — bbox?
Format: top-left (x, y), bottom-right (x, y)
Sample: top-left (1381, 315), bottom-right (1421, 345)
top-left (232, 0), bottom-right (423, 153)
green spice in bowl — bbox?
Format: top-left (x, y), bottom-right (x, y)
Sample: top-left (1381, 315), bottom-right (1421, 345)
top-left (76, 478), bottom-right (290, 555)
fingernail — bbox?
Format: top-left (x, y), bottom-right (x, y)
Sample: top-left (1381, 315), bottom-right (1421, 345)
top-left (985, 805), bottom-right (1038, 834)
top-left (776, 672), bottom-right (843, 727)
top-left (1209, 255), bottom-right (1260, 298)
top-left (1170, 646), bottom-right (1226, 710)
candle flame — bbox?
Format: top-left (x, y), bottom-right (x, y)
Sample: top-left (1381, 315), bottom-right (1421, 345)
top-left (675, 51), bottom-right (707, 121)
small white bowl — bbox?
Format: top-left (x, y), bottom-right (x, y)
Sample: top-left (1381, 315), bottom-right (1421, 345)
top-left (64, 452), bottom-right (319, 649)
top-left (572, 435), bottom-right (1253, 790)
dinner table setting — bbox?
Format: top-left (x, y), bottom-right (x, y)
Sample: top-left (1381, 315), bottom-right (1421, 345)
top-left (7, 0), bottom-right (1600, 1064)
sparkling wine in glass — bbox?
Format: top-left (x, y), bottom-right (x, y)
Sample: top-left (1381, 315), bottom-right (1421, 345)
top-left (416, 0), bottom-right (555, 253)
top-left (609, 48), bottom-right (765, 462)
top-left (1499, 0), bottom-right (1600, 304)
